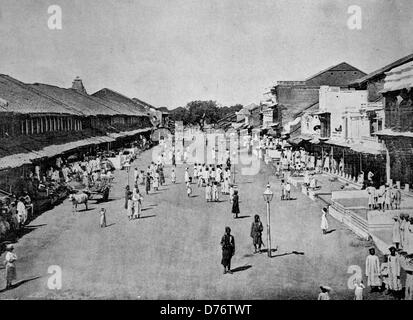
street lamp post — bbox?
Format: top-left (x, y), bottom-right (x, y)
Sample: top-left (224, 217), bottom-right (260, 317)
top-left (263, 184), bottom-right (274, 257)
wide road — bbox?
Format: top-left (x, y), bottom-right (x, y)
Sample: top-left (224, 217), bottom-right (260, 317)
top-left (0, 147), bottom-right (384, 299)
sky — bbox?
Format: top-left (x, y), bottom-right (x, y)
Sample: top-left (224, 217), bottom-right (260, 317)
top-left (0, 0), bottom-right (412, 109)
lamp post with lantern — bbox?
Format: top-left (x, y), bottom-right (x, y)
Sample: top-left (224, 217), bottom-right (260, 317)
top-left (263, 183), bottom-right (274, 257)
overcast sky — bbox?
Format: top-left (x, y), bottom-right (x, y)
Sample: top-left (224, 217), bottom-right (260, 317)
top-left (0, 0), bottom-right (412, 109)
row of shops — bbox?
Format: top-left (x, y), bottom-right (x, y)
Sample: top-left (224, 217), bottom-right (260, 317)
top-left (0, 74), bottom-right (157, 216)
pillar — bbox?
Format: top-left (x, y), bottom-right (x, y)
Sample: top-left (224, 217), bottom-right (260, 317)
top-left (384, 140), bottom-right (391, 184)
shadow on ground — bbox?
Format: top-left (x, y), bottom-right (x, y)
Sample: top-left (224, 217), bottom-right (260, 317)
top-left (0, 276), bottom-right (42, 293)
top-left (231, 265), bottom-right (252, 273)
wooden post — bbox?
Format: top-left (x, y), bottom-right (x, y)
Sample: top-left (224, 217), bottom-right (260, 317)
top-left (331, 146), bottom-right (334, 173)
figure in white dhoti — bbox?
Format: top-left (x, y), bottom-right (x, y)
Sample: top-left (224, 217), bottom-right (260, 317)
top-left (4, 244), bottom-right (17, 289)
top-left (365, 248), bottom-right (381, 292)
top-left (388, 246), bottom-right (402, 294)
top-left (392, 216), bottom-right (401, 250)
top-left (197, 167), bottom-right (203, 187)
top-left (229, 184), bottom-right (234, 203)
top-left (407, 217), bottom-right (413, 255)
top-left (317, 286), bottom-right (331, 300)
top-left (16, 199), bottom-right (27, 227)
top-left (186, 181), bottom-right (192, 197)
top-left (400, 214), bottom-right (407, 250)
top-left (380, 255), bottom-right (389, 292)
top-left (193, 164), bottom-right (198, 182)
top-left (320, 207), bottom-right (329, 235)
top-left (184, 168), bottom-right (190, 184)
top-left (205, 183), bottom-right (212, 202)
top-left (353, 278), bottom-right (365, 300)
top-left (366, 185), bottom-right (376, 210)
top-left (153, 171), bottom-right (160, 191)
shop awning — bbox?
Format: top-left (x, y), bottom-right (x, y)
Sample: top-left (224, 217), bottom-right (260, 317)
top-left (0, 152), bottom-right (41, 171)
top-left (300, 135), bottom-right (313, 141)
top-left (324, 139), bottom-right (351, 148)
top-left (108, 127), bottom-right (152, 139)
top-left (231, 122), bottom-right (244, 130)
top-left (0, 134), bottom-right (119, 170)
top-left (312, 110), bottom-right (330, 115)
top-left (289, 137), bottom-right (303, 145)
top-left (350, 142), bottom-right (385, 155)
top-left (94, 136), bottom-right (116, 143)
top-left (382, 60), bottom-right (413, 93)
top-left (309, 137), bottom-right (321, 144)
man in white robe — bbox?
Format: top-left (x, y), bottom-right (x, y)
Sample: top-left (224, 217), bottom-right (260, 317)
top-left (388, 246), bottom-right (402, 293)
top-left (392, 216), bottom-right (401, 250)
top-left (365, 248), bottom-right (381, 292)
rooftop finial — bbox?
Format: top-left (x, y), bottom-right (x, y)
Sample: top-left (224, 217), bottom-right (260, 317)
top-left (71, 76), bottom-right (87, 94)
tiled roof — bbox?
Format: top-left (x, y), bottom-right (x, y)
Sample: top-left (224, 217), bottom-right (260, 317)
top-left (29, 83), bottom-right (121, 116)
top-left (0, 74), bottom-right (81, 115)
top-left (350, 53), bottom-right (413, 86)
top-left (93, 88), bottom-right (147, 116)
top-left (305, 62), bottom-right (366, 82)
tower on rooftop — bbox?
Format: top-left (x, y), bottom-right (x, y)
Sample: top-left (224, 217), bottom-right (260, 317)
top-left (71, 76), bottom-right (87, 94)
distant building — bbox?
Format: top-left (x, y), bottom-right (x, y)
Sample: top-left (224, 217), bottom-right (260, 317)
top-left (271, 62), bottom-right (366, 134)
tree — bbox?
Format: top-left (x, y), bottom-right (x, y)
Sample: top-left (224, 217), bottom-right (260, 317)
top-left (186, 100), bottom-right (220, 131)
top-left (169, 101), bottom-right (244, 131)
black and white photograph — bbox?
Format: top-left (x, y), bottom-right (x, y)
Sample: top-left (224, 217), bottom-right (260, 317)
top-left (0, 0), bottom-right (412, 304)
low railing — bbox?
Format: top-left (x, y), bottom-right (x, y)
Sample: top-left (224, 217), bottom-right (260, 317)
top-left (331, 200), bottom-right (369, 235)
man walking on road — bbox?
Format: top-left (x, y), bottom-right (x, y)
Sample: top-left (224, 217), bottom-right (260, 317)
top-left (250, 215), bottom-right (264, 254)
top-left (221, 227), bottom-right (235, 274)
top-left (232, 190), bottom-right (240, 219)
top-left (320, 207), bottom-right (329, 235)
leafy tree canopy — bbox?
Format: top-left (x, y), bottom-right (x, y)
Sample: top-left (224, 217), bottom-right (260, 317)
top-left (170, 101), bottom-right (243, 131)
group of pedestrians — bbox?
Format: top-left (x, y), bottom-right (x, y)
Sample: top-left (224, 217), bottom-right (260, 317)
top-left (392, 214), bottom-right (413, 253)
top-left (364, 247), bottom-right (407, 299)
top-left (182, 162), bottom-right (238, 210)
top-left (366, 183), bottom-right (402, 211)
top-left (123, 162), bottom-right (165, 221)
